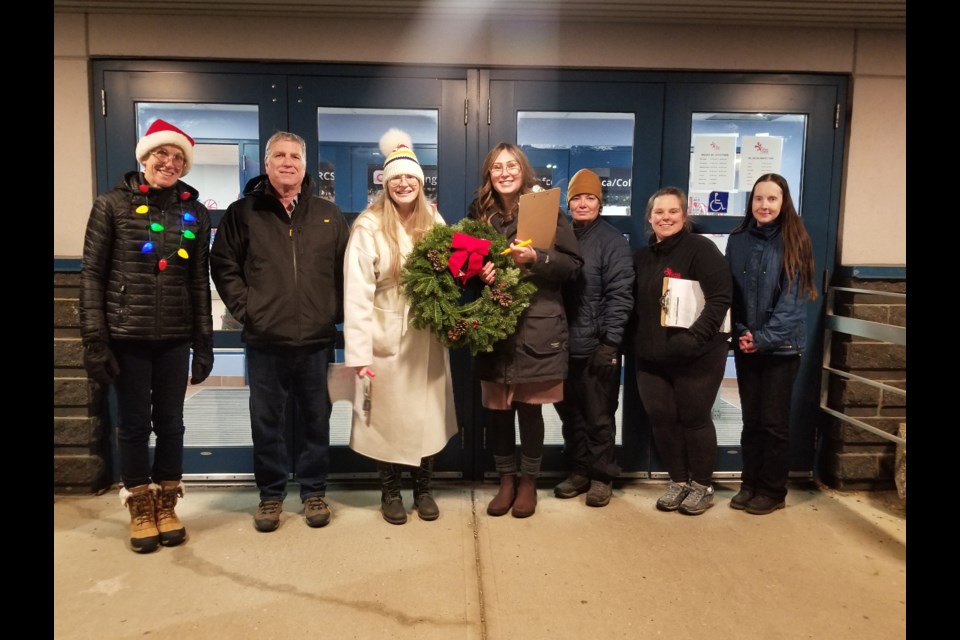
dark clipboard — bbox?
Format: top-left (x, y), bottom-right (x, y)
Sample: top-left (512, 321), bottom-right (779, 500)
top-left (517, 188), bottom-right (561, 250)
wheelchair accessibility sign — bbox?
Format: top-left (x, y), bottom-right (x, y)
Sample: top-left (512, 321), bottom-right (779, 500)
top-left (708, 191), bottom-right (729, 214)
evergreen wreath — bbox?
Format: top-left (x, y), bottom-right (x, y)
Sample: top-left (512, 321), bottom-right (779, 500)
top-left (402, 217), bottom-right (537, 355)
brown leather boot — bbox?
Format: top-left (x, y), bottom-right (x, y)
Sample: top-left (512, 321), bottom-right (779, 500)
top-left (156, 481), bottom-right (187, 546)
top-left (486, 473), bottom-right (516, 516)
top-left (120, 484), bottom-right (160, 553)
top-left (511, 473), bottom-right (538, 518)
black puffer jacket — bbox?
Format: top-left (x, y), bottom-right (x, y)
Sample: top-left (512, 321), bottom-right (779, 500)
top-left (80, 171), bottom-right (212, 345)
top-left (564, 217), bottom-right (635, 357)
top-left (210, 174), bottom-right (349, 347)
top-left (468, 204), bottom-right (583, 384)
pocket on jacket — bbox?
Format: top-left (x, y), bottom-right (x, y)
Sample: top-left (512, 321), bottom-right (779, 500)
top-left (521, 313), bottom-right (567, 357)
top-left (372, 306), bottom-right (403, 357)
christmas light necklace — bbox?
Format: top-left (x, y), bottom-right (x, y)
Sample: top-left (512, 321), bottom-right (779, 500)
top-left (134, 180), bottom-right (197, 271)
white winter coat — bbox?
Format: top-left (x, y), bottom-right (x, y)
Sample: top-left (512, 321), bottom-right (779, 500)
top-left (342, 209), bottom-right (458, 466)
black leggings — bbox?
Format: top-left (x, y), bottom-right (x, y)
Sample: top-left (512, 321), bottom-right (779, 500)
top-left (634, 340), bottom-right (728, 486)
top-left (489, 402), bottom-right (545, 459)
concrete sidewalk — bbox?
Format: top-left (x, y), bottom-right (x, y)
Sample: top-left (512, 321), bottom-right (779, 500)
top-left (54, 481), bottom-right (906, 640)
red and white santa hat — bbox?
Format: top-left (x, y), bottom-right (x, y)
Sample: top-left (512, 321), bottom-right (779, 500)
top-left (136, 119), bottom-right (196, 177)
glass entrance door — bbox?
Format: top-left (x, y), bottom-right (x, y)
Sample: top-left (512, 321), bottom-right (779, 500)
top-left (661, 80), bottom-right (845, 477)
top-left (484, 72), bottom-right (666, 478)
top-left (97, 68), bottom-right (287, 478)
top-left (289, 70), bottom-right (472, 479)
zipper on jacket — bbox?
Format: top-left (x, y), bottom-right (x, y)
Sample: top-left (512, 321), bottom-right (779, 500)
top-left (155, 204), bottom-right (166, 337)
top-left (290, 219), bottom-right (299, 341)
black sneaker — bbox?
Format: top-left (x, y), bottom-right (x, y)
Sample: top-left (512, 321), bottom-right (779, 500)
top-left (678, 481), bottom-right (714, 515)
top-left (254, 499), bottom-right (283, 532)
top-left (656, 481), bottom-right (690, 512)
top-left (729, 485), bottom-right (755, 510)
top-left (554, 473), bottom-right (590, 499)
top-left (745, 494), bottom-right (785, 515)
top-left (303, 496), bottom-right (331, 528)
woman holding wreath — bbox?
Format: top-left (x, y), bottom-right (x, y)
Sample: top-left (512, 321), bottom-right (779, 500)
top-left (342, 129), bottom-right (465, 525)
top-left (468, 143), bottom-right (582, 518)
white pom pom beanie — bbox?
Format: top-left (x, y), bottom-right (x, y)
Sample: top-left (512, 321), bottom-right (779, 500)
top-left (379, 128), bottom-right (423, 185)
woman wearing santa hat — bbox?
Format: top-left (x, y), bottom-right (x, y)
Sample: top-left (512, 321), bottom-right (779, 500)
top-left (80, 119), bottom-right (213, 553)
top-left (342, 128), bottom-right (462, 525)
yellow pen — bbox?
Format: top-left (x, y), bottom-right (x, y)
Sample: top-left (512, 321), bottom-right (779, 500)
top-left (500, 239), bottom-right (533, 255)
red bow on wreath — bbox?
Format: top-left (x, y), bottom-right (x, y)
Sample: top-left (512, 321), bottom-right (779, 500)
top-left (448, 232), bottom-right (491, 285)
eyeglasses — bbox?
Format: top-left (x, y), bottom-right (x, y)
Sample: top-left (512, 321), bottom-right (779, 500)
top-left (151, 149), bottom-right (186, 166)
top-left (490, 161), bottom-right (521, 176)
top-left (387, 175), bottom-right (419, 185)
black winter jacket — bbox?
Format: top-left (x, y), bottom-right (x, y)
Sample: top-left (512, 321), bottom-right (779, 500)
top-left (468, 203), bottom-right (583, 384)
top-left (80, 171), bottom-right (212, 345)
top-left (564, 217), bottom-right (635, 357)
top-left (628, 229), bottom-right (732, 367)
top-left (210, 174), bottom-right (349, 347)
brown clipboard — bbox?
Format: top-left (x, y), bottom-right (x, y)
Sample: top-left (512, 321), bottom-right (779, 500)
top-left (517, 188), bottom-right (561, 250)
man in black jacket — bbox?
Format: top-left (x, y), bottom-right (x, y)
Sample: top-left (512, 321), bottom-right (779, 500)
top-left (554, 169), bottom-right (635, 507)
top-left (211, 132), bottom-right (349, 532)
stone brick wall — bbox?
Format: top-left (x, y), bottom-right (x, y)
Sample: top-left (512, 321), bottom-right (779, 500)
top-left (54, 272), bottom-right (111, 493)
top-left (820, 277), bottom-right (906, 490)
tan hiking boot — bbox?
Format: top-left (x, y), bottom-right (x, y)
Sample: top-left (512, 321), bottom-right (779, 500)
top-left (120, 484), bottom-right (160, 553)
top-left (156, 481), bottom-right (187, 546)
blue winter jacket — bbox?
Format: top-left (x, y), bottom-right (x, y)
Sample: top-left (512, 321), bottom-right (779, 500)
top-left (725, 218), bottom-right (806, 355)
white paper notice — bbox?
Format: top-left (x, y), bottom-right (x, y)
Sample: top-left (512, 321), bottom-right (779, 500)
top-left (739, 136), bottom-right (784, 190)
top-left (691, 135), bottom-right (737, 192)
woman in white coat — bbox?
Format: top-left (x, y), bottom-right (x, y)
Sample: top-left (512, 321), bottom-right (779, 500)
top-left (343, 129), bottom-right (458, 525)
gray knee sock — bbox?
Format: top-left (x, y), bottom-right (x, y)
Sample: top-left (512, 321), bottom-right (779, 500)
top-left (520, 454), bottom-right (542, 477)
top-left (494, 454), bottom-right (517, 475)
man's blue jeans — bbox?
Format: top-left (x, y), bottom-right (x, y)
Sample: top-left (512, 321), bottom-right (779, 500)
top-left (246, 343), bottom-right (333, 502)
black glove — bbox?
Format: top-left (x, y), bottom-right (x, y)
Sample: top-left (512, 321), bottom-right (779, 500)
top-left (190, 338), bottom-right (214, 385)
top-left (588, 343), bottom-right (620, 382)
top-left (83, 341), bottom-right (120, 386)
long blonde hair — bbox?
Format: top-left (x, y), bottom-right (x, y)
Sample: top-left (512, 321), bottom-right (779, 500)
top-left (471, 143), bottom-right (540, 224)
top-left (366, 184), bottom-right (437, 282)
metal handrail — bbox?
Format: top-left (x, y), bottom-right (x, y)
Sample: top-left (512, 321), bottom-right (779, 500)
top-left (820, 284), bottom-right (905, 446)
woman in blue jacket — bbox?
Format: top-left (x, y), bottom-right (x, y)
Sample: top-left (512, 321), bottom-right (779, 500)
top-left (725, 173), bottom-right (817, 515)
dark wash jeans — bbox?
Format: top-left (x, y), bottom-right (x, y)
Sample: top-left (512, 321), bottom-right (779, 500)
top-left (555, 356), bottom-right (622, 482)
top-left (246, 343), bottom-right (333, 502)
top-left (112, 339), bottom-right (190, 489)
top-left (734, 351), bottom-right (801, 501)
